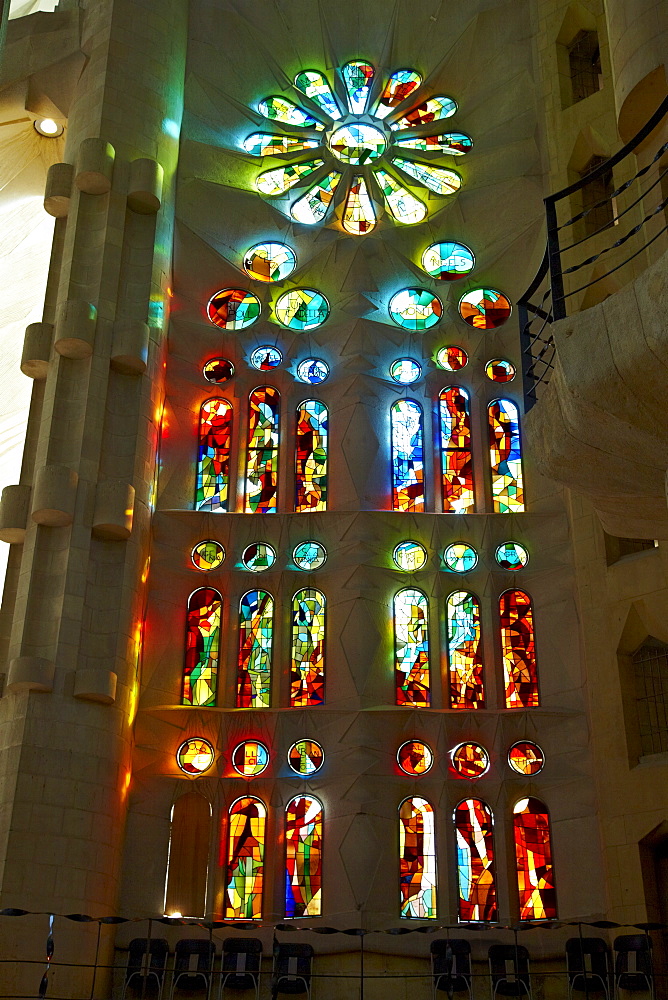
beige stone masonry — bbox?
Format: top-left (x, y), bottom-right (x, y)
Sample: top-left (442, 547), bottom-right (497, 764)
top-left (6, 655), bottom-right (54, 693)
top-left (31, 463), bottom-right (77, 527)
top-left (53, 298), bottom-right (97, 359)
top-left (44, 161), bottom-right (73, 219)
top-left (110, 318), bottom-right (149, 375)
top-left (0, 485), bottom-right (31, 543)
top-left (91, 479), bottom-right (134, 540)
top-left (127, 156), bottom-right (163, 215)
top-left (21, 322), bottom-right (52, 379)
top-left (74, 136), bottom-right (115, 196)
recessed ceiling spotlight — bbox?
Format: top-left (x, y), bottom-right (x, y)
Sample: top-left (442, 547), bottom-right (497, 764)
top-left (34, 118), bottom-right (64, 137)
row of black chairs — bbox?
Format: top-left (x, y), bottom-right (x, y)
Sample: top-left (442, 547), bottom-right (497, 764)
top-left (123, 933), bottom-right (655, 1000)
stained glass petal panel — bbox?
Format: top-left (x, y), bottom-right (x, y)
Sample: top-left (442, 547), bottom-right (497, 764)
top-left (513, 798), bottom-right (557, 919)
top-left (395, 132), bottom-right (473, 155)
top-left (285, 796), bottom-right (323, 917)
top-left (294, 70), bottom-right (342, 120)
top-left (295, 400), bottom-right (328, 512)
top-left (375, 69), bottom-right (422, 119)
top-left (399, 796), bottom-right (437, 918)
top-left (446, 591), bottom-right (484, 709)
top-left (290, 171), bottom-right (342, 225)
top-left (242, 133), bottom-right (321, 157)
top-left (500, 589), bottom-right (539, 708)
top-left (291, 588), bottom-right (325, 707)
top-left (182, 588), bottom-right (221, 707)
top-left (391, 400), bottom-right (424, 513)
top-left (342, 60), bottom-right (375, 114)
top-left (375, 169), bottom-right (426, 225)
top-left (390, 96), bottom-right (457, 130)
top-left (394, 588), bottom-right (430, 707)
top-left (258, 96), bottom-right (325, 130)
top-left (236, 590), bottom-right (274, 709)
top-left (392, 157), bottom-right (461, 195)
top-left (256, 159), bottom-right (325, 196)
top-left (224, 797), bottom-right (266, 920)
top-left (455, 799), bottom-right (498, 922)
top-left (342, 175), bottom-right (377, 235)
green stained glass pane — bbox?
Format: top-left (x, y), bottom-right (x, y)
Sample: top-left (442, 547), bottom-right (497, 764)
top-left (495, 541), bottom-right (529, 570)
top-left (422, 242), bottom-right (475, 280)
top-left (192, 539), bottom-right (225, 571)
top-left (242, 133), bottom-right (321, 157)
top-left (374, 169), bottom-right (426, 225)
top-left (330, 123), bottom-right (386, 164)
top-left (256, 159), bottom-right (324, 196)
top-left (293, 541), bottom-right (327, 570)
top-left (392, 157), bottom-right (461, 195)
top-left (236, 590), bottom-right (274, 708)
top-left (389, 288), bottom-right (442, 331)
top-left (258, 95), bottom-right (325, 129)
top-left (242, 542), bottom-right (276, 572)
top-left (294, 70), bottom-right (342, 120)
top-left (390, 96), bottom-right (457, 130)
top-left (444, 543), bottom-right (478, 573)
top-left (342, 61), bottom-right (375, 114)
top-left (275, 289), bottom-right (329, 331)
top-left (290, 171), bottom-right (342, 225)
top-left (395, 132), bottom-right (473, 155)
top-left (375, 69), bottom-right (422, 119)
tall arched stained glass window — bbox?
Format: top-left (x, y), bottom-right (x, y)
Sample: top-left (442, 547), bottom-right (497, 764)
top-left (224, 796), bottom-right (266, 920)
top-left (391, 400), bottom-right (424, 512)
top-left (285, 795), bottom-right (323, 917)
top-left (182, 588), bottom-right (221, 707)
top-left (236, 590), bottom-right (274, 708)
top-left (291, 589), bottom-right (325, 707)
top-left (454, 798), bottom-right (498, 922)
top-left (394, 588), bottom-right (430, 707)
top-left (488, 398), bottom-right (524, 512)
top-left (295, 400), bottom-right (328, 512)
top-left (500, 589), bottom-right (539, 708)
top-left (196, 399), bottom-right (233, 512)
top-left (400, 796), bottom-right (437, 919)
top-left (245, 387), bottom-right (280, 513)
top-left (513, 797), bottom-right (557, 920)
top-left (446, 591), bottom-right (485, 709)
top-left (439, 387), bottom-right (474, 512)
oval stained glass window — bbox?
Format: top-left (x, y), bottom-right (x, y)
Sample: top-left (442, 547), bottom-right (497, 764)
top-left (397, 740), bottom-right (433, 775)
top-left (443, 543), bottom-right (478, 573)
top-left (393, 541), bottom-right (427, 572)
top-left (390, 358), bottom-right (422, 384)
top-left (486, 358), bottom-right (516, 383)
top-left (436, 346), bottom-right (468, 371)
top-left (508, 741), bottom-right (544, 775)
top-left (458, 288), bottom-right (512, 329)
top-left (243, 242), bottom-right (297, 283)
top-left (293, 541), bottom-right (327, 570)
top-left (296, 359), bottom-right (329, 384)
top-left (192, 540), bottom-right (225, 571)
top-left (207, 288), bottom-right (261, 330)
top-left (203, 358), bottom-right (235, 384)
top-left (389, 288), bottom-right (443, 331)
top-left (495, 542), bottom-right (529, 571)
top-left (242, 543), bottom-right (276, 572)
top-left (232, 740), bottom-right (269, 776)
top-left (421, 242), bottom-right (475, 281)
top-left (288, 740), bottom-right (325, 775)
top-left (250, 346), bottom-right (282, 370)
top-left (177, 738), bottom-right (215, 775)
top-left (329, 123), bottom-right (386, 164)
top-left (275, 289), bottom-right (330, 331)
top-left (451, 742), bottom-right (489, 778)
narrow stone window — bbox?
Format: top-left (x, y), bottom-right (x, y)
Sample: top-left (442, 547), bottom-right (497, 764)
top-left (633, 641), bottom-right (668, 755)
top-left (164, 793), bottom-right (211, 918)
top-left (568, 30), bottom-right (602, 103)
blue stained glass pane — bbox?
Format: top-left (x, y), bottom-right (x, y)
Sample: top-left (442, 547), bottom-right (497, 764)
top-left (391, 400), bottom-right (424, 513)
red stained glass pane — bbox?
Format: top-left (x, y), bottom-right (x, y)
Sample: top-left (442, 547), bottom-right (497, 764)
top-left (513, 797), bottom-right (557, 920)
top-left (488, 399), bottom-right (524, 513)
top-left (285, 795), bottom-right (323, 917)
top-left (439, 387), bottom-right (474, 513)
top-left (182, 587), bottom-right (221, 707)
top-left (290, 589), bottom-right (325, 707)
top-left (236, 590), bottom-right (273, 709)
top-left (452, 743), bottom-right (489, 778)
top-left (397, 740), bottom-right (433, 775)
top-left (454, 798), bottom-right (498, 922)
top-left (196, 399), bottom-right (233, 512)
top-left (500, 590), bottom-right (539, 708)
top-left (295, 400), bottom-right (328, 512)
top-left (400, 797), bottom-right (437, 919)
top-left (508, 741), bottom-right (544, 775)
top-left (245, 387), bottom-right (280, 514)
top-left (224, 797), bottom-right (265, 920)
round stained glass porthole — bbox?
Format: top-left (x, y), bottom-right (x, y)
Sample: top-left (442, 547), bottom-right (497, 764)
top-left (451, 742), bottom-right (489, 778)
top-left (458, 288), bottom-right (512, 329)
top-left (242, 542), bottom-right (276, 572)
top-left (232, 740), bottom-right (269, 776)
top-left (329, 122), bottom-right (386, 164)
top-left (443, 543), bottom-right (478, 573)
top-left (177, 738), bottom-right (215, 775)
top-left (296, 358), bottom-right (330, 384)
top-left (421, 242), bottom-right (475, 281)
top-left (192, 540), bottom-right (225, 571)
top-left (243, 242), bottom-right (297, 283)
top-left (495, 541), bottom-right (529, 571)
top-left (288, 740), bottom-right (325, 775)
top-left (390, 358), bottom-right (422, 384)
top-left (436, 346), bottom-right (468, 371)
top-left (202, 358), bottom-right (235, 384)
top-left (389, 288), bottom-right (443, 331)
top-left (393, 541), bottom-right (427, 572)
top-left (250, 346), bottom-right (282, 370)
top-left (486, 358), bottom-right (516, 383)
top-left (508, 741), bottom-right (544, 775)
top-left (397, 740), bottom-right (433, 775)
top-left (207, 288), bottom-right (262, 330)
top-left (275, 288), bottom-right (330, 331)
top-left (293, 541), bottom-right (327, 570)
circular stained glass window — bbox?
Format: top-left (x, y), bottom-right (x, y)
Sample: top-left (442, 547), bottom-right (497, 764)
top-left (421, 242), bottom-right (475, 281)
top-left (192, 540), bottom-right (225, 571)
top-left (451, 742), bottom-right (489, 778)
top-left (177, 738), bottom-right (215, 775)
top-left (486, 358), bottom-right (516, 383)
top-left (232, 740), bottom-right (269, 776)
top-left (202, 358), bottom-right (235, 383)
top-left (508, 741), bottom-right (544, 775)
top-left (243, 242), bottom-right (297, 283)
top-left (397, 740), bottom-right (433, 775)
top-left (293, 541), bottom-right (327, 570)
top-left (288, 740), bottom-right (325, 775)
top-left (458, 288), bottom-right (512, 329)
top-left (250, 346), bottom-right (282, 370)
top-left (329, 122), bottom-right (386, 164)
top-left (389, 288), bottom-right (443, 331)
top-left (390, 358), bottom-right (422, 384)
top-left (296, 358), bottom-right (329, 384)
top-left (495, 541), bottom-right (529, 571)
top-left (275, 288), bottom-right (330, 331)
top-left (443, 543), bottom-right (478, 573)
top-left (436, 346), bottom-right (468, 371)
top-left (242, 542), bottom-right (276, 572)
top-left (393, 541), bottom-right (427, 572)
top-left (207, 288), bottom-right (261, 330)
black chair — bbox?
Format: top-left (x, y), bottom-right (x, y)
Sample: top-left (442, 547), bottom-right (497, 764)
top-left (613, 935), bottom-right (654, 998)
top-left (170, 938), bottom-right (216, 998)
top-left (488, 944), bottom-right (532, 999)
top-left (123, 938), bottom-right (170, 999)
top-left (220, 937), bottom-right (263, 1000)
top-left (271, 942), bottom-right (314, 1000)
top-left (566, 937), bottom-right (611, 998)
top-left (431, 939), bottom-right (474, 998)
